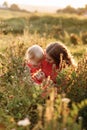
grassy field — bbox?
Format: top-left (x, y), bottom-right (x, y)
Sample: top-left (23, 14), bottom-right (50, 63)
top-left (0, 9), bottom-right (87, 60)
top-left (0, 9), bottom-right (87, 34)
top-left (0, 9), bottom-right (31, 19)
top-left (0, 9), bottom-right (87, 130)
top-left (0, 33), bottom-right (87, 62)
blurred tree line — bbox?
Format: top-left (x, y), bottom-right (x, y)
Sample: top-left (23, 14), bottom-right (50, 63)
top-left (57, 5), bottom-right (87, 15)
top-left (0, 1), bottom-right (29, 12)
top-left (0, 1), bottom-right (87, 15)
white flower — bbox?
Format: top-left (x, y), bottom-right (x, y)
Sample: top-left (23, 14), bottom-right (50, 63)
top-left (17, 118), bottom-right (30, 126)
top-left (62, 98), bottom-right (70, 104)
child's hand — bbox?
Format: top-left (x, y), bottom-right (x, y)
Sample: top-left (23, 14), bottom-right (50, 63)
top-left (33, 69), bottom-right (45, 81)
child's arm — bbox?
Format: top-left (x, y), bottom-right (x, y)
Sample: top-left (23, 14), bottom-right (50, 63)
top-left (33, 69), bottom-right (46, 81)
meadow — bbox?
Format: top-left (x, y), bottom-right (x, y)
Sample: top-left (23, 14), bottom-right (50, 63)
top-left (0, 9), bottom-right (87, 130)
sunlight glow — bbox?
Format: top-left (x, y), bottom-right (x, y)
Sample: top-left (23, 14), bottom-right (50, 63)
top-left (0, 0), bottom-right (87, 8)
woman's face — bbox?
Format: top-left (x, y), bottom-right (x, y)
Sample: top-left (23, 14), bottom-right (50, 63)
top-left (46, 53), bottom-right (54, 64)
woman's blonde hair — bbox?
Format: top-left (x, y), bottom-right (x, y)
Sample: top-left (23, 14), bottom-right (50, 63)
top-left (25, 45), bottom-right (44, 61)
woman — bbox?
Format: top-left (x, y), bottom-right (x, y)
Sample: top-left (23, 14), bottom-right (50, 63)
top-left (42, 42), bottom-right (76, 82)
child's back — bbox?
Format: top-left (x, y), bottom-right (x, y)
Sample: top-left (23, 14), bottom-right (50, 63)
top-left (41, 56), bottom-right (58, 83)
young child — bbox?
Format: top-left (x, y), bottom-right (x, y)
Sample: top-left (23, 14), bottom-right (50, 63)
top-left (25, 45), bottom-right (59, 98)
top-left (25, 45), bottom-right (46, 84)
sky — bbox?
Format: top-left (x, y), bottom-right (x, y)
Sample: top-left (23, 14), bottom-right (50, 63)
top-left (0, 0), bottom-right (87, 8)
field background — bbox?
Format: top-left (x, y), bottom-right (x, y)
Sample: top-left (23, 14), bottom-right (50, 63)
top-left (0, 9), bottom-right (87, 130)
top-left (0, 9), bottom-right (87, 61)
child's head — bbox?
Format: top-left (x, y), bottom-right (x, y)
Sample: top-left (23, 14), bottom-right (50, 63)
top-left (26, 45), bottom-right (44, 65)
top-left (46, 42), bottom-right (75, 67)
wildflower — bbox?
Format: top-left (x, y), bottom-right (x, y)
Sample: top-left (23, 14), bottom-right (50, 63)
top-left (62, 98), bottom-right (70, 125)
top-left (17, 118), bottom-right (30, 126)
top-left (9, 95), bottom-right (14, 99)
top-left (78, 116), bottom-right (82, 120)
top-left (10, 117), bottom-right (15, 123)
top-left (45, 100), bottom-right (54, 121)
top-left (62, 98), bottom-right (70, 104)
top-left (11, 76), bottom-right (14, 79)
top-left (11, 129), bottom-right (16, 130)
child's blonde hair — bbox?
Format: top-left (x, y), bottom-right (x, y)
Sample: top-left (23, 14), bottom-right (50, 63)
top-left (26, 45), bottom-right (44, 61)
